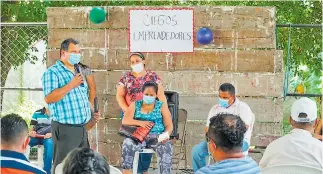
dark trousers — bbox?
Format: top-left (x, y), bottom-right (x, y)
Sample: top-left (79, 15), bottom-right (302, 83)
top-left (51, 120), bottom-right (89, 173)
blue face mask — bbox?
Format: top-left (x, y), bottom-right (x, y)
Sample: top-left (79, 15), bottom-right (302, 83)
top-left (68, 53), bottom-right (81, 65)
top-left (143, 95), bottom-right (156, 105)
top-left (218, 98), bottom-right (230, 108)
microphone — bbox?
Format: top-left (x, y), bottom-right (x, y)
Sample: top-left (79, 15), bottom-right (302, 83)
top-left (94, 97), bottom-right (99, 113)
top-left (94, 96), bottom-right (99, 152)
top-left (74, 64), bottom-right (84, 87)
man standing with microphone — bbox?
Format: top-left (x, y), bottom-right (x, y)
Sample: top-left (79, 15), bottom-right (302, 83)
top-left (42, 38), bottom-right (100, 173)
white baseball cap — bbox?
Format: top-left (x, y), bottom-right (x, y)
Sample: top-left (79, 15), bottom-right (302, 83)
top-left (291, 97), bottom-right (317, 122)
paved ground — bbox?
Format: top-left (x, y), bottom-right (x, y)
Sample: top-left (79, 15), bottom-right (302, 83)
top-left (30, 160), bottom-right (193, 174)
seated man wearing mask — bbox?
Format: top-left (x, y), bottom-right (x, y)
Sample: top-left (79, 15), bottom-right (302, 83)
top-left (196, 113), bottom-right (260, 174)
top-left (192, 83), bottom-right (255, 172)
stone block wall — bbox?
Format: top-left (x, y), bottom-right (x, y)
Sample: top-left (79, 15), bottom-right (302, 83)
top-left (47, 6), bottom-right (283, 168)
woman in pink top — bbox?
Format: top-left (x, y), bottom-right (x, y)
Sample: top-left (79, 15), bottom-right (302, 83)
top-left (116, 52), bottom-right (169, 174)
top-left (116, 52), bottom-right (168, 113)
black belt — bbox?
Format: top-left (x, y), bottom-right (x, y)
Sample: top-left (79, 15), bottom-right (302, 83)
top-left (52, 120), bottom-right (86, 127)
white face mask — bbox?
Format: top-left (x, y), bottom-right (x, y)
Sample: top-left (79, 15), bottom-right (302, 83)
top-left (131, 62), bottom-right (144, 73)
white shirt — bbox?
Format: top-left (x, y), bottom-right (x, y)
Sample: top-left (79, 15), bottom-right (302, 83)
top-left (206, 97), bottom-right (255, 145)
top-left (259, 128), bottom-right (323, 169)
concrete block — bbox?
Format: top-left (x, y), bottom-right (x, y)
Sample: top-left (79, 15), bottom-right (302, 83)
top-left (96, 95), bottom-right (121, 118)
top-left (48, 29), bottom-right (106, 48)
top-left (250, 135), bottom-right (281, 147)
top-left (106, 49), bottom-right (130, 70)
top-left (107, 30), bottom-right (128, 49)
top-left (275, 50), bottom-right (283, 73)
top-left (104, 50), bottom-right (279, 72)
top-left (179, 96), bottom-right (283, 122)
top-left (94, 49), bottom-right (281, 72)
top-left (183, 121), bottom-right (282, 147)
top-left (94, 142), bottom-right (122, 166)
top-left (46, 50), bottom-right (59, 68)
top-left (47, 7), bottom-right (128, 29)
top-left (47, 49), bottom-right (106, 69)
top-left (103, 71), bottom-right (283, 97)
top-left (48, 6), bottom-right (274, 30)
top-left (48, 6), bottom-right (275, 49)
top-left (194, 6), bottom-right (275, 29)
top-left (195, 29), bottom-right (275, 49)
top-left (88, 118), bottom-right (123, 143)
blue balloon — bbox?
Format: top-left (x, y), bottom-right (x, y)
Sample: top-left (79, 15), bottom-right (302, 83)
top-left (196, 27), bottom-right (213, 45)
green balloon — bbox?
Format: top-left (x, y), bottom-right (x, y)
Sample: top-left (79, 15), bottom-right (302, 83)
top-left (89, 7), bottom-right (106, 24)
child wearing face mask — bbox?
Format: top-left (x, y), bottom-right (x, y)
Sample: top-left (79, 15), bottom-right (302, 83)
top-left (121, 81), bottom-right (173, 174)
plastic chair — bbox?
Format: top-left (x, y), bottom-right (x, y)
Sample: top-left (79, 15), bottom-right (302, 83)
top-left (24, 145), bottom-right (44, 168)
top-left (173, 109), bottom-right (188, 172)
top-left (262, 164), bottom-right (323, 174)
top-left (109, 165), bottom-right (122, 174)
top-left (133, 149), bottom-right (160, 174)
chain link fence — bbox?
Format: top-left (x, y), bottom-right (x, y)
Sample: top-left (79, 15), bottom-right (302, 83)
top-left (0, 23), bottom-right (48, 121)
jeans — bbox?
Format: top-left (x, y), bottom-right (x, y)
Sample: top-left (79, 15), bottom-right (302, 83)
top-left (121, 110), bottom-right (152, 173)
top-left (191, 140), bottom-right (249, 172)
top-left (29, 137), bottom-right (53, 174)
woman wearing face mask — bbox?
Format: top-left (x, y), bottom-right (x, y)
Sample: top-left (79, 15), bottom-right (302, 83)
top-left (121, 81), bottom-right (173, 174)
top-left (116, 52), bottom-right (169, 174)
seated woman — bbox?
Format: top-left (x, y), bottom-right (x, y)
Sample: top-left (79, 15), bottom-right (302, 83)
top-left (121, 81), bottom-right (173, 174)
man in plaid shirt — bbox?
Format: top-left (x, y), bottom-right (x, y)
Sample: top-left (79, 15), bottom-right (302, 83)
top-left (42, 38), bottom-right (100, 173)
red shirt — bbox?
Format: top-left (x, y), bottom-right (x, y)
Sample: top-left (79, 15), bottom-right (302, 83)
top-left (118, 71), bottom-right (161, 106)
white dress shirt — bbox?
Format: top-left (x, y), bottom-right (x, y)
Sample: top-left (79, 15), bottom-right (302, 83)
top-left (259, 128), bottom-right (323, 169)
top-left (206, 97), bottom-right (255, 146)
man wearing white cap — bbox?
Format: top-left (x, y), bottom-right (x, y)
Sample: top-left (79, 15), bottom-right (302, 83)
top-left (259, 97), bottom-right (323, 169)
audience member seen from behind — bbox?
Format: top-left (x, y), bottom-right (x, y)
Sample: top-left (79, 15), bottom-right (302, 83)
top-left (0, 114), bottom-right (46, 174)
top-left (196, 113), bottom-right (261, 174)
top-left (28, 107), bottom-right (53, 174)
top-left (260, 97), bottom-right (323, 169)
top-left (121, 81), bottom-right (173, 174)
top-left (61, 148), bottom-right (110, 174)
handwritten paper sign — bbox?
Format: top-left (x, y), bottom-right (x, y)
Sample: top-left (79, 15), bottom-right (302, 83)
top-left (129, 9), bottom-right (194, 53)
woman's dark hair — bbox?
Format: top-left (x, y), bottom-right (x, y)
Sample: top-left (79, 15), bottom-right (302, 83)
top-left (208, 113), bottom-right (246, 153)
top-left (35, 107), bottom-right (46, 115)
top-left (63, 148), bottom-right (110, 174)
top-left (129, 52), bottom-right (145, 60)
top-left (142, 81), bottom-right (158, 94)
top-left (78, 62), bottom-right (90, 69)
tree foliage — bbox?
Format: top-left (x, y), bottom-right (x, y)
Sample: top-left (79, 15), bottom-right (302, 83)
top-left (1, 0), bottom-right (322, 94)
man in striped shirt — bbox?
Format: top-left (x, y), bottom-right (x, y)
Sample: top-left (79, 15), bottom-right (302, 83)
top-left (196, 113), bottom-right (260, 174)
top-left (42, 38), bottom-right (100, 172)
top-left (28, 107), bottom-right (53, 174)
top-left (1, 114), bottom-right (46, 174)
